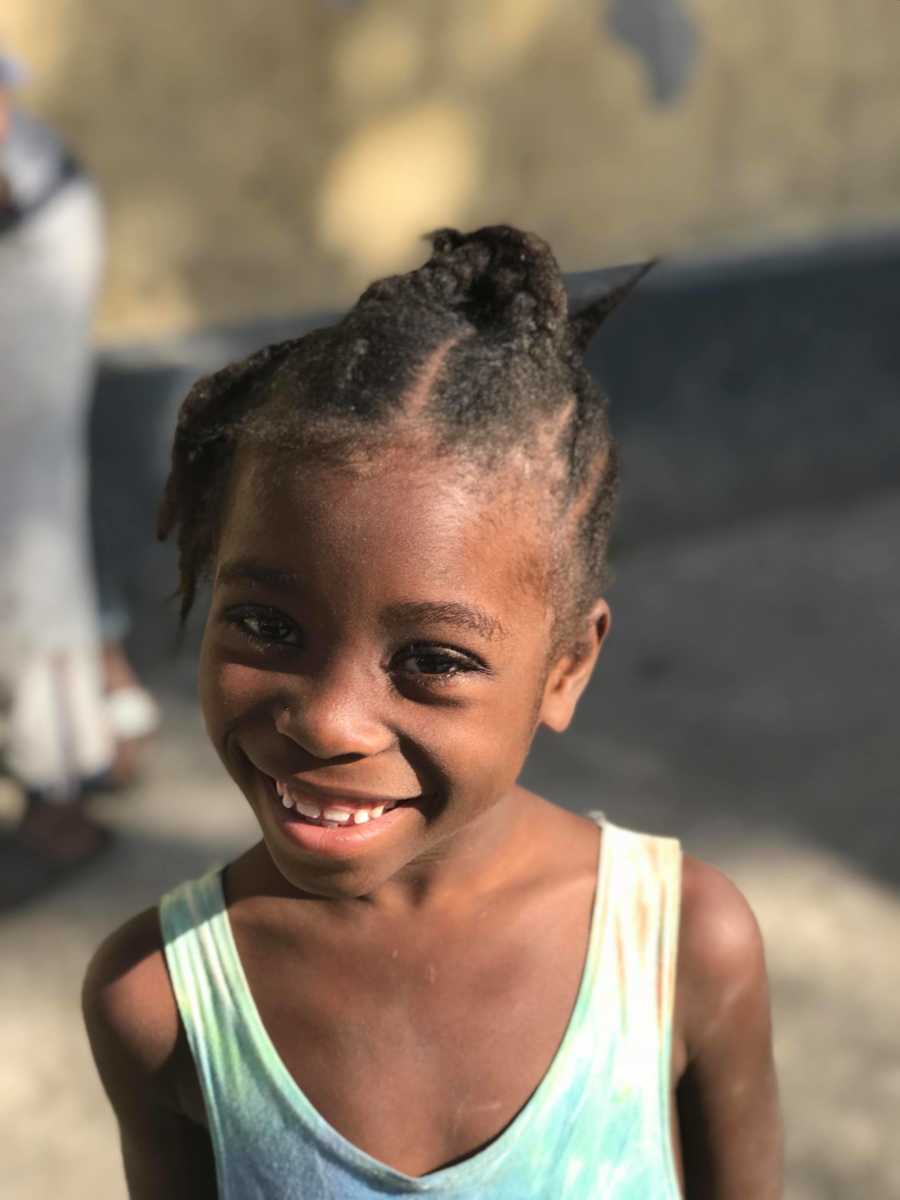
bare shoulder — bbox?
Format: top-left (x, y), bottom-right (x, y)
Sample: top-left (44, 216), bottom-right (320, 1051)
top-left (676, 853), bottom-right (772, 1064)
top-left (679, 854), bottom-right (766, 986)
top-left (673, 856), bottom-right (783, 1196)
top-left (82, 906), bottom-right (181, 1110)
top-left (83, 910), bottom-right (218, 1197)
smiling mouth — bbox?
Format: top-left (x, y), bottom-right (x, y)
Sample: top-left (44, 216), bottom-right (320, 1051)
top-left (272, 779), bottom-right (412, 829)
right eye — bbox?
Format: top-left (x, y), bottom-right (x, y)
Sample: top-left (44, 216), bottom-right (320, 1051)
top-left (225, 606), bottom-right (301, 648)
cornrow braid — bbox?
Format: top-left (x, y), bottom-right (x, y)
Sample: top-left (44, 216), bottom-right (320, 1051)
top-left (158, 225), bottom-right (651, 638)
top-left (157, 339), bottom-right (301, 620)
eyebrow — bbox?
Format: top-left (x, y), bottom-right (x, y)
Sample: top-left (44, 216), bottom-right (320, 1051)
top-left (216, 561), bottom-right (507, 642)
top-left (216, 560), bottom-right (301, 591)
top-left (381, 601), bottom-right (508, 642)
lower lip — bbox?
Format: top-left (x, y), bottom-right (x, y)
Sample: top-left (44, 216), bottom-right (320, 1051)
top-left (264, 781), bottom-right (417, 859)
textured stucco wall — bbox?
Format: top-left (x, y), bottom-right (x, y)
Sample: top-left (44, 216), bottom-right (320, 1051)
top-left (4, 0), bottom-right (899, 337)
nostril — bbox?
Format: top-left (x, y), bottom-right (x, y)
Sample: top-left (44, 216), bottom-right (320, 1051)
top-left (273, 694), bottom-right (392, 762)
top-left (274, 703), bottom-right (298, 742)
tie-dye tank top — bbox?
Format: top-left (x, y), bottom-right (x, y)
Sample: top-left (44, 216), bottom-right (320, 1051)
top-left (160, 815), bottom-right (682, 1199)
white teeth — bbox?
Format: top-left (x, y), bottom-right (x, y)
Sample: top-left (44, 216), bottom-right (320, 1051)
top-left (322, 807), bottom-right (353, 824)
top-left (276, 780), bottom-right (407, 828)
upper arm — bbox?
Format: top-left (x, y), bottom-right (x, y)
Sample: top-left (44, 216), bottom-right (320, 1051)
top-left (82, 908), bottom-right (217, 1199)
top-left (674, 856), bottom-right (783, 1200)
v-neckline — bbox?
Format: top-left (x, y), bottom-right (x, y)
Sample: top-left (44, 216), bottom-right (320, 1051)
top-left (214, 814), bottom-right (611, 1190)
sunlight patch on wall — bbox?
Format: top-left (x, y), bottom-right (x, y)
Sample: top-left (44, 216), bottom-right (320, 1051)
top-left (317, 101), bottom-right (482, 278)
top-left (331, 11), bottom-right (425, 103)
top-left (0, 6), bottom-right (66, 100)
top-left (445, 0), bottom-right (557, 77)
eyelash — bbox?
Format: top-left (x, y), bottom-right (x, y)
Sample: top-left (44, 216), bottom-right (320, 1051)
top-left (226, 607), bottom-right (300, 649)
top-left (395, 643), bottom-right (480, 686)
top-left (223, 607), bottom-right (485, 686)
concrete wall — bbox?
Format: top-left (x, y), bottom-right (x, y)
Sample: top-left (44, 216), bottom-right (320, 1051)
top-left (4, 0), bottom-right (900, 338)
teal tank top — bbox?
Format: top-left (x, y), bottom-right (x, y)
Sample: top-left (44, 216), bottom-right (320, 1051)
top-left (160, 816), bottom-right (682, 1198)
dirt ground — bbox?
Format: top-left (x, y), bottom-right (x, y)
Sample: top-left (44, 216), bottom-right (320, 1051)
top-left (2, 487), bottom-right (898, 1199)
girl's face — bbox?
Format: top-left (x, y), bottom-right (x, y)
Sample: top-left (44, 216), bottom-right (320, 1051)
top-left (200, 447), bottom-right (604, 899)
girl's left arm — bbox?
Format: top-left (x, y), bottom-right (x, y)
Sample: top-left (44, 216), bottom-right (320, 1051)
top-left (674, 856), bottom-right (784, 1200)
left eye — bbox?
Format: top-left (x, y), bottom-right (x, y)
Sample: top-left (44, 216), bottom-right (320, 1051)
top-left (393, 646), bottom-right (478, 679)
top-left (228, 608), bottom-right (300, 647)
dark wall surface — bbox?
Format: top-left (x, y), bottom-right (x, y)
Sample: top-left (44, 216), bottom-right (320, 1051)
top-left (89, 231), bottom-right (900, 672)
top-left (588, 232), bottom-right (900, 546)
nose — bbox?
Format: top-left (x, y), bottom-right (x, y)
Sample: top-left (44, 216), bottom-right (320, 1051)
top-left (273, 666), bottom-right (392, 762)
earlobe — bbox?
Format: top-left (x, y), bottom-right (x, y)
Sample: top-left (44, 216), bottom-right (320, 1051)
top-left (539, 600), bottom-right (611, 733)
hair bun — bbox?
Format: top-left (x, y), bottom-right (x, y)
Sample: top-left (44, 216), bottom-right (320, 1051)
top-left (424, 225), bottom-right (569, 343)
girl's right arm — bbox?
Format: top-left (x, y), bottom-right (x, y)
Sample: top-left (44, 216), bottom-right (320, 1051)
top-left (82, 908), bottom-right (218, 1199)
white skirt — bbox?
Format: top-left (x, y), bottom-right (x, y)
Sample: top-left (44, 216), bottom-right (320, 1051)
top-left (0, 176), bottom-right (113, 793)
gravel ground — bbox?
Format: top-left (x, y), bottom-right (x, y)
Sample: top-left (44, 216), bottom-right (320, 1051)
top-left (2, 488), bottom-right (898, 1199)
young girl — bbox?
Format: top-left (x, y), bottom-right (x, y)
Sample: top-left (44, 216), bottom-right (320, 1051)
top-left (83, 226), bottom-right (782, 1198)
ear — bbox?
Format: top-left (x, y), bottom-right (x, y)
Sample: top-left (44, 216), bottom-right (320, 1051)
top-left (538, 600), bottom-right (612, 733)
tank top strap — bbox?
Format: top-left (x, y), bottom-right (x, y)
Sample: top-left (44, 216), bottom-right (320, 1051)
top-left (586, 814), bottom-right (682, 1162)
top-left (159, 870), bottom-right (229, 1082)
top-left (159, 868), bottom-right (291, 1157)
top-left (607, 818), bottom-right (680, 1013)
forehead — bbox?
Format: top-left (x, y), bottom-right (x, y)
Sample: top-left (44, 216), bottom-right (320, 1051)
top-left (218, 447), bottom-right (553, 620)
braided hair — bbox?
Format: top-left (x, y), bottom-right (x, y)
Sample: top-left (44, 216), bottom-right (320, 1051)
top-left (158, 225), bottom-right (650, 643)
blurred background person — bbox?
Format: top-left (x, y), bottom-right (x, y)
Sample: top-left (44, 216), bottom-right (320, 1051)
top-left (0, 49), bottom-right (116, 906)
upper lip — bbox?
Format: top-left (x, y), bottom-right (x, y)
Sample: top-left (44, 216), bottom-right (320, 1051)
top-left (268, 774), bottom-right (416, 806)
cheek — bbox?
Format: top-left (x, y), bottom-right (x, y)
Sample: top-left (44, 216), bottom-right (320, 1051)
top-left (501, 647), bottom-right (552, 731)
top-left (437, 677), bottom-right (545, 790)
top-left (199, 635), bottom-right (275, 739)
